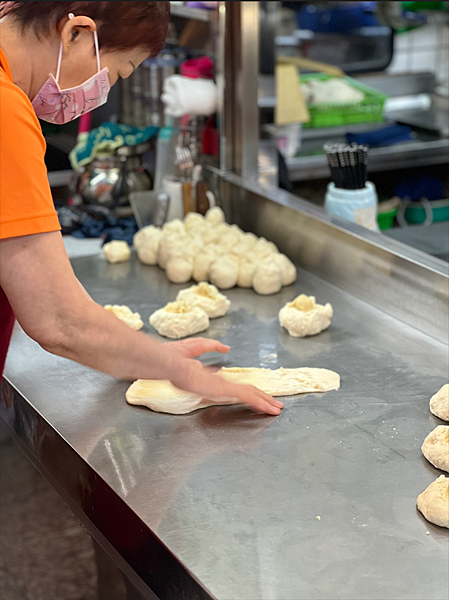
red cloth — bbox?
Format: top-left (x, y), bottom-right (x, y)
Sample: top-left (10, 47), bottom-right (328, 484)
top-left (0, 286), bottom-right (15, 377)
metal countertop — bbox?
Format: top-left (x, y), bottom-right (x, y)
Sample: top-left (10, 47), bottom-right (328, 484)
top-left (2, 252), bottom-right (448, 600)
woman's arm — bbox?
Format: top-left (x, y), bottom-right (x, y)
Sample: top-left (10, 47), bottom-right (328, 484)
top-left (0, 231), bottom-right (283, 415)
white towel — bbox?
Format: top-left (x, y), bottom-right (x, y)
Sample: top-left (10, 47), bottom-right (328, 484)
top-left (161, 75), bottom-right (217, 118)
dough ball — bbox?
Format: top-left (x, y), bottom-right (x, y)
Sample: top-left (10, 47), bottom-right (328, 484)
top-left (417, 475), bottom-right (449, 528)
top-left (184, 212), bottom-right (204, 232)
top-left (274, 254), bottom-right (297, 286)
top-left (193, 251), bottom-right (216, 283)
top-left (237, 255), bottom-right (259, 288)
top-left (233, 232), bottom-right (258, 255)
top-left (422, 425), bottom-right (449, 472)
top-left (200, 224), bottom-right (219, 245)
top-left (157, 235), bottom-right (187, 269)
top-left (430, 384), bottom-right (449, 421)
top-left (279, 294), bottom-right (333, 337)
top-left (252, 237), bottom-right (279, 258)
top-left (162, 218), bottom-right (185, 236)
top-left (209, 256), bottom-right (239, 290)
top-left (177, 282), bottom-right (230, 319)
top-left (166, 257), bottom-right (193, 284)
top-left (104, 304), bottom-right (144, 330)
top-left (103, 240), bottom-right (131, 264)
top-left (149, 300), bottom-right (209, 339)
top-left (205, 206), bottom-right (225, 226)
top-left (252, 257), bottom-right (282, 295)
top-left (135, 228), bottom-right (163, 266)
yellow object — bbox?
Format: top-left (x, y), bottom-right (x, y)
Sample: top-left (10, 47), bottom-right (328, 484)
top-left (277, 55), bottom-right (344, 78)
top-left (275, 63), bottom-right (310, 125)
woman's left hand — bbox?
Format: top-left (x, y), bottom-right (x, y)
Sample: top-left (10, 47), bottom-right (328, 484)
top-left (164, 338), bottom-right (230, 360)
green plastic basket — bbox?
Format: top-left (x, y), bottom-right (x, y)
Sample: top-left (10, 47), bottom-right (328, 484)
top-left (300, 73), bottom-right (388, 129)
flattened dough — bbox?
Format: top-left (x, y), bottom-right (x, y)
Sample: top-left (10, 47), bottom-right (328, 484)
top-left (176, 282), bottom-right (230, 318)
top-left (417, 475), bottom-right (449, 528)
top-left (430, 384), bottom-right (449, 421)
top-left (422, 425), bottom-right (449, 472)
top-left (149, 300), bottom-right (209, 339)
top-left (279, 294), bottom-right (333, 337)
top-left (218, 366), bottom-right (340, 396)
top-left (103, 240), bottom-right (131, 264)
top-left (104, 304), bottom-right (144, 330)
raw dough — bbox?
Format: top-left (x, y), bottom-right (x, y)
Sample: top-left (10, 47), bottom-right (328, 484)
top-left (209, 256), bottom-right (239, 290)
top-left (165, 256), bottom-right (193, 284)
top-left (134, 226), bottom-right (163, 266)
top-left (252, 237), bottom-right (279, 258)
top-left (177, 282), bottom-right (230, 318)
top-left (126, 365), bottom-right (340, 415)
top-left (252, 258), bottom-right (282, 295)
top-left (157, 235), bottom-right (187, 269)
top-left (422, 425), bottom-right (449, 472)
top-left (274, 254), bottom-right (297, 286)
top-left (104, 305), bottom-right (144, 330)
top-left (184, 212), bottom-right (204, 232)
top-left (218, 366), bottom-right (340, 396)
top-left (149, 300), bottom-right (209, 339)
top-left (205, 206), bottom-right (225, 226)
top-left (279, 294), bottom-right (333, 337)
top-left (193, 250), bottom-right (216, 283)
top-left (162, 218), bottom-right (185, 236)
top-left (103, 240), bottom-right (131, 264)
top-left (237, 255), bottom-right (259, 288)
top-left (126, 379), bottom-right (232, 415)
top-left (417, 475), bottom-right (449, 528)
top-left (430, 384), bottom-right (449, 421)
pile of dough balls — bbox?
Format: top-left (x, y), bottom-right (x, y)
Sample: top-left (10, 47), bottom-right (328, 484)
top-left (279, 294), bottom-right (333, 337)
top-left (150, 282), bottom-right (231, 339)
top-left (133, 206), bottom-right (297, 295)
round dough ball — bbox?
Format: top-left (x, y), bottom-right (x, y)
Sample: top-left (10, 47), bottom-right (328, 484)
top-left (209, 256), bottom-right (239, 290)
top-left (205, 206), bottom-right (225, 226)
top-left (422, 425), bottom-right (449, 472)
top-left (430, 384), bottom-right (449, 421)
top-left (252, 237), bottom-right (279, 258)
top-left (166, 257), bottom-right (194, 284)
top-left (150, 300), bottom-right (209, 339)
top-left (184, 212), bottom-right (204, 232)
top-left (274, 254), bottom-right (297, 286)
top-left (157, 235), bottom-right (187, 269)
top-left (252, 257), bottom-right (282, 295)
top-left (135, 228), bottom-right (163, 266)
top-left (200, 225), bottom-right (218, 245)
top-left (237, 255), bottom-right (259, 288)
top-left (279, 294), bottom-right (333, 337)
top-left (177, 282), bottom-right (230, 319)
top-left (193, 251), bottom-right (216, 283)
top-left (103, 240), bottom-right (131, 264)
top-left (417, 475), bottom-right (449, 528)
top-left (162, 218), bottom-right (185, 236)
top-left (104, 304), bottom-right (144, 330)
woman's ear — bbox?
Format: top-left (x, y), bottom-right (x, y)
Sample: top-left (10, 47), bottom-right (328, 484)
top-left (60, 14), bottom-right (97, 56)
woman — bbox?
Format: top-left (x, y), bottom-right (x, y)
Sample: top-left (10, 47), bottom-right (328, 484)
top-left (0, 1), bottom-right (283, 415)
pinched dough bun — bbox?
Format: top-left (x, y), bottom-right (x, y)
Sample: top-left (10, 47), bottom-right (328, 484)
top-left (422, 425), bottom-right (449, 472)
top-left (279, 294), bottom-right (333, 337)
top-left (149, 300), bottom-right (209, 339)
top-left (133, 226), bottom-right (163, 266)
top-left (430, 384), bottom-right (449, 421)
top-left (205, 205), bottom-right (225, 226)
top-left (103, 240), bottom-right (131, 264)
top-left (104, 305), bottom-right (144, 330)
top-left (252, 257), bottom-right (282, 295)
top-left (209, 256), bottom-right (239, 290)
top-left (177, 282), bottom-right (230, 319)
top-left (417, 475), bottom-right (449, 528)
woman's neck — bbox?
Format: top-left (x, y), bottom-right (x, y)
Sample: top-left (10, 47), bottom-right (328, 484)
top-left (0, 17), bottom-right (59, 99)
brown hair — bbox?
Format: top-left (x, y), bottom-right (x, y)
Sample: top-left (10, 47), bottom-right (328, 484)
top-left (0, 1), bottom-right (170, 57)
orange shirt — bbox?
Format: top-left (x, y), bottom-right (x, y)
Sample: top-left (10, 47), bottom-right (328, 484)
top-left (0, 47), bottom-right (60, 239)
top-left (0, 47), bottom-right (60, 376)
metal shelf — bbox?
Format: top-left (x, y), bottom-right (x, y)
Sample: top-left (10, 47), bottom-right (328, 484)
top-left (170, 3), bottom-right (215, 22)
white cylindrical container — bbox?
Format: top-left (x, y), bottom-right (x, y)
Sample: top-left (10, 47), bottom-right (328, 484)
top-left (162, 176), bottom-right (184, 221)
top-left (324, 182), bottom-right (380, 232)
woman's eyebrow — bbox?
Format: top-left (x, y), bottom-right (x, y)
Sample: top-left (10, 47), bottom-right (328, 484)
top-left (130, 60), bottom-right (136, 72)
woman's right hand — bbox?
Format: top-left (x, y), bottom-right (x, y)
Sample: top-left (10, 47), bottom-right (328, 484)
top-left (168, 355), bottom-right (284, 416)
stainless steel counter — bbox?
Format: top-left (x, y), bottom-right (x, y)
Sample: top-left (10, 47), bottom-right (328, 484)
top-left (2, 246), bottom-right (448, 600)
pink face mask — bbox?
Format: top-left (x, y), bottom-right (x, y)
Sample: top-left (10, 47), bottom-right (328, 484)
top-left (32, 18), bottom-right (110, 124)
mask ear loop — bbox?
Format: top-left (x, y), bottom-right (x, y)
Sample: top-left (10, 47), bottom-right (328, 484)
top-left (93, 30), bottom-right (101, 72)
top-left (56, 13), bottom-right (75, 83)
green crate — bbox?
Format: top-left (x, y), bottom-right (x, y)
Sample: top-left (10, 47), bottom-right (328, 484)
top-left (300, 73), bottom-right (388, 129)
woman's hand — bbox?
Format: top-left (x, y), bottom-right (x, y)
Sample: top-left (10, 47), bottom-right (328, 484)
top-left (164, 338), bottom-right (230, 359)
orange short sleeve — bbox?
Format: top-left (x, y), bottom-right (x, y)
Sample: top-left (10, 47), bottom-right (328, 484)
top-left (0, 48), bottom-right (61, 239)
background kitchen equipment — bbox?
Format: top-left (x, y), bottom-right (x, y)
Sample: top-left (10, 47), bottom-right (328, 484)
top-left (76, 141), bottom-right (153, 216)
top-left (129, 191), bottom-right (170, 228)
